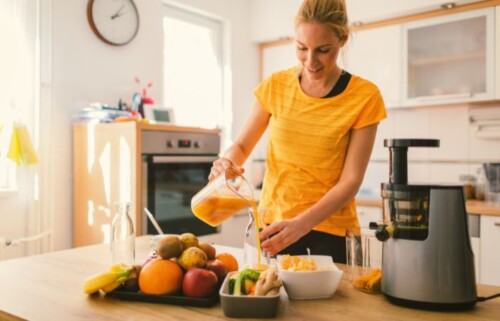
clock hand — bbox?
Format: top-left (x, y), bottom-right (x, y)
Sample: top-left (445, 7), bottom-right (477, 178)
top-left (111, 5), bottom-right (125, 19)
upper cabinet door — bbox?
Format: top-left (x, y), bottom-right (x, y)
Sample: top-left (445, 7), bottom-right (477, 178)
top-left (250, 0), bottom-right (302, 42)
top-left (343, 25), bottom-right (402, 109)
top-left (402, 8), bottom-right (495, 107)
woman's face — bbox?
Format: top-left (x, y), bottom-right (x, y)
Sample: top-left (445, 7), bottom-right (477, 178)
top-left (295, 22), bottom-right (346, 81)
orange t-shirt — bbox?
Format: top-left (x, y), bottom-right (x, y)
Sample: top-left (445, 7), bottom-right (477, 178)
top-left (254, 67), bottom-right (387, 236)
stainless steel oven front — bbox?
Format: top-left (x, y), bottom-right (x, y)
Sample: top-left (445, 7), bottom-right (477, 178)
top-left (141, 130), bottom-right (220, 236)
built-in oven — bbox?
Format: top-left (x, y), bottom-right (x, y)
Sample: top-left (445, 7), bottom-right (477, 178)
top-left (141, 129), bottom-right (220, 236)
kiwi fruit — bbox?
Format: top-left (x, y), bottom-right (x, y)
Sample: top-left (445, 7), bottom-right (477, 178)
top-left (198, 242), bottom-right (216, 260)
top-left (155, 234), bottom-right (183, 259)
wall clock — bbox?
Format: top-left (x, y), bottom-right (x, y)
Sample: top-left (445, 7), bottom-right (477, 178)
top-left (87, 0), bottom-right (140, 46)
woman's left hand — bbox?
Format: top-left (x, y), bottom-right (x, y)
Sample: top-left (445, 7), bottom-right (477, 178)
top-left (259, 217), bottom-right (309, 255)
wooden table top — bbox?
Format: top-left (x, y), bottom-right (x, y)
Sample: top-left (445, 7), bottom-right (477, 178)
top-left (0, 236), bottom-right (499, 321)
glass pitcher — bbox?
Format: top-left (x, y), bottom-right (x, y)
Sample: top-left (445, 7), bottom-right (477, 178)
top-left (244, 207), bottom-right (269, 270)
top-left (191, 166), bottom-right (256, 227)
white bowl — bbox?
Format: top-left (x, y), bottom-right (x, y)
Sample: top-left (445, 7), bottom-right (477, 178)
top-left (277, 255), bottom-right (343, 300)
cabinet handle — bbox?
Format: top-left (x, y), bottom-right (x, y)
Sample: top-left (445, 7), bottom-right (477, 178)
top-left (415, 92), bottom-right (472, 102)
top-left (495, 222), bottom-right (500, 227)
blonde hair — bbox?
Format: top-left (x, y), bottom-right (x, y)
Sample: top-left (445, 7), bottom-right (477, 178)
top-left (295, 0), bottom-right (350, 40)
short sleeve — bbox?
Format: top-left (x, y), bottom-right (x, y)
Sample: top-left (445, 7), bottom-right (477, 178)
top-left (254, 74), bottom-right (274, 114)
top-left (352, 89), bottom-right (387, 129)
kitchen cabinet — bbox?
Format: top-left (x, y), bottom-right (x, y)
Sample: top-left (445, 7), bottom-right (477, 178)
top-left (480, 214), bottom-right (500, 286)
top-left (262, 42), bottom-right (296, 79)
top-left (469, 213), bottom-right (481, 283)
top-left (249, 0), bottom-right (302, 42)
top-left (249, 0), bottom-right (484, 42)
top-left (346, 0), bottom-right (483, 25)
top-left (471, 236), bottom-right (481, 283)
top-left (73, 122), bottom-right (138, 248)
top-left (342, 25), bottom-right (402, 109)
top-left (401, 7), bottom-right (495, 107)
top-left (73, 122), bottom-right (221, 247)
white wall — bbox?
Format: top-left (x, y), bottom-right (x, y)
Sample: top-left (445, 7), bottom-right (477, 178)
top-left (49, 0), bottom-right (164, 252)
top-left (0, 0), bottom-right (259, 258)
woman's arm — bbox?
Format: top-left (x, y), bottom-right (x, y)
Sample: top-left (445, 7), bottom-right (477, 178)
top-left (209, 100), bottom-right (270, 180)
top-left (260, 123), bottom-right (379, 255)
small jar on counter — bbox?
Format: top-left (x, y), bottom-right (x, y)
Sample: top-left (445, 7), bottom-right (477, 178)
top-left (459, 174), bottom-right (477, 200)
top-left (475, 167), bottom-right (486, 201)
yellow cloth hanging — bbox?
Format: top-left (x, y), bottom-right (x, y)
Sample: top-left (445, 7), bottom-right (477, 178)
top-left (7, 123), bottom-right (39, 166)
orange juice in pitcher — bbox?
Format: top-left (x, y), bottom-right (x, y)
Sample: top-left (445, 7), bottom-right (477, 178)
top-left (191, 166), bottom-right (255, 227)
top-left (192, 194), bottom-right (249, 226)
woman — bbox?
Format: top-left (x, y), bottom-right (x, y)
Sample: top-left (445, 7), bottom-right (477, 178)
top-left (209, 0), bottom-right (386, 263)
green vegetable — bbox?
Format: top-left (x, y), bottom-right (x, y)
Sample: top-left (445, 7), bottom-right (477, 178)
top-left (228, 277), bottom-right (236, 294)
top-left (233, 269), bottom-right (261, 296)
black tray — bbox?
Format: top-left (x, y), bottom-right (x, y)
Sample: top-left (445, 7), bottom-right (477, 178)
top-left (107, 290), bottom-right (219, 307)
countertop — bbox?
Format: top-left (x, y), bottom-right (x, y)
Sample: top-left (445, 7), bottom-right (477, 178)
top-left (0, 236), bottom-right (499, 321)
top-left (356, 198), bottom-right (500, 216)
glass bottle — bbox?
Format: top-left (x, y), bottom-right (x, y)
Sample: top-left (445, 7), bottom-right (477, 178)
top-left (244, 207), bottom-right (269, 270)
top-left (459, 174), bottom-right (476, 200)
top-left (475, 167), bottom-right (486, 201)
top-left (110, 202), bottom-right (135, 265)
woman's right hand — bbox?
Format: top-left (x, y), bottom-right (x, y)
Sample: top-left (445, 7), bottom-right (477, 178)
top-left (208, 157), bottom-right (244, 181)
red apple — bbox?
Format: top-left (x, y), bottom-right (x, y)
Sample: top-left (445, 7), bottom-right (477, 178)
top-left (205, 259), bottom-right (228, 284)
top-left (182, 268), bottom-right (218, 298)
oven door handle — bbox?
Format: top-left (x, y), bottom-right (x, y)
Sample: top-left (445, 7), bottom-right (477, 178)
top-left (150, 156), bottom-right (218, 164)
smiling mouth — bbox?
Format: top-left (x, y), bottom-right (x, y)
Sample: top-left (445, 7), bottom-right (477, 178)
top-left (307, 66), bottom-right (322, 73)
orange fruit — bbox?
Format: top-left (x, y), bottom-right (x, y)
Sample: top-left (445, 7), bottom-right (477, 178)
top-left (216, 252), bottom-right (239, 272)
top-left (139, 258), bottom-right (183, 295)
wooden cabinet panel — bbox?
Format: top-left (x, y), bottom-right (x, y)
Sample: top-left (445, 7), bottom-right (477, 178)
top-left (480, 215), bottom-right (500, 286)
top-left (73, 122), bottom-right (138, 247)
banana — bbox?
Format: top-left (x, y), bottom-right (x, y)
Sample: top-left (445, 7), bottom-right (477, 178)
top-left (83, 264), bottom-right (134, 294)
top-left (109, 263), bottom-right (132, 273)
top-left (83, 271), bottom-right (122, 294)
top-left (100, 276), bottom-right (129, 293)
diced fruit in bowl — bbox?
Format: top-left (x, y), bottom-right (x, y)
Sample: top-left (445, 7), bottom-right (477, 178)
top-left (219, 269), bottom-right (282, 318)
top-left (277, 255), bottom-right (343, 300)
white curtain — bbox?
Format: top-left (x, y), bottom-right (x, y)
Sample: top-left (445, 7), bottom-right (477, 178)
top-left (0, 0), bottom-right (38, 190)
top-left (0, 0), bottom-right (45, 260)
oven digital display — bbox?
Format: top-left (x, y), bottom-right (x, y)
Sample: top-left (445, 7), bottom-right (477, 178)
top-left (178, 139), bottom-right (191, 148)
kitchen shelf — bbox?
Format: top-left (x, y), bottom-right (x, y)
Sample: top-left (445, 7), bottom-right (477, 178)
top-left (409, 51), bottom-right (485, 66)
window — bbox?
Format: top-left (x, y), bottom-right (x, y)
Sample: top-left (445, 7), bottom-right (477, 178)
top-left (163, 3), bottom-right (226, 129)
top-left (0, 0), bottom-right (39, 192)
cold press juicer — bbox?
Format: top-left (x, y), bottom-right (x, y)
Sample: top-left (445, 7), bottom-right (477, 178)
top-left (374, 139), bottom-right (477, 310)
